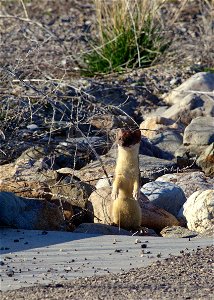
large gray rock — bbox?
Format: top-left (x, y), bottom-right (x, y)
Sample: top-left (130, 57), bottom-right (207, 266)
top-left (0, 192), bottom-right (65, 230)
top-left (181, 189), bottom-right (214, 233)
top-left (156, 171), bottom-right (214, 198)
top-left (139, 155), bottom-right (177, 183)
top-left (162, 94), bottom-right (214, 125)
top-left (141, 181), bottom-right (186, 217)
top-left (175, 116), bottom-right (214, 160)
top-left (165, 72), bottom-right (214, 105)
top-left (150, 130), bottom-right (183, 158)
top-left (183, 117), bottom-right (214, 147)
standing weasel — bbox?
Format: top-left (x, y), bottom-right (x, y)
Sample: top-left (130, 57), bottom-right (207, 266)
top-left (111, 128), bottom-right (142, 230)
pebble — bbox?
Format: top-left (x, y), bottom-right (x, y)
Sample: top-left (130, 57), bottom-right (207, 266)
top-left (27, 124), bottom-right (38, 130)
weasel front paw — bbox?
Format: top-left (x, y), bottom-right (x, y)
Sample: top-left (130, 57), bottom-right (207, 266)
top-left (111, 189), bottom-right (118, 200)
top-left (133, 189), bottom-right (139, 200)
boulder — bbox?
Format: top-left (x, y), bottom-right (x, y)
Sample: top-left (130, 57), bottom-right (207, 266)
top-left (162, 94), bottom-right (214, 125)
top-left (175, 116), bottom-right (214, 160)
top-left (165, 72), bottom-right (214, 105)
top-left (96, 177), bottom-right (112, 189)
top-left (15, 146), bottom-right (48, 164)
top-left (88, 187), bottom-right (179, 231)
top-left (15, 158), bottom-right (57, 182)
top-left (0, 180), bottom-right (52, 200)
top-left (181, 189), bottom-right (214, 233)
top-left (141, 181), bottom-right (186, 217)
top-left (0, 192), bottom-right (65, 230)
top-left (156, 171), bottom-right (214, 198)
top-left (50, 178), bottom-right (94, 208)
top-left (74, 155), bottom-right (115, 186)
top-left (150, 130), bottom-right (183, 158)
top-left (183, 117), bottom-right (214, 147)
top-left (196, 143), bottom-right (214, 177)
top-left (139, 156), bottom-right (177, 182)
top-left (140, 116), bottom-right (184, 139)
top-left (160, 226), bottom-right (198, 238)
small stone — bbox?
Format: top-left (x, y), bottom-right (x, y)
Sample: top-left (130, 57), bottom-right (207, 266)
top-left (141, 244), bottom-right (147, 249)
top-left (6, 269), bottom-right (14, 277)
top-left (135, 239), bottom-right (141, 244)
top-left (114, 249), bottom-right (122, 253)
top-left (27, 124), bottom-right (38, 130)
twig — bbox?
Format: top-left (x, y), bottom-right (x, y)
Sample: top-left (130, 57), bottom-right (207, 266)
top-left (19, 0), bottom-right (29, 19)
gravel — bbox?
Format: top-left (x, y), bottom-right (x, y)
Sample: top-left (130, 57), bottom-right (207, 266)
top-left (1, 246), bottom-right (213, 300)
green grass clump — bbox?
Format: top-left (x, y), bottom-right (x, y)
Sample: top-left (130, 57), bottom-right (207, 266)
top-left (83, 0), bottom-right (168, 75)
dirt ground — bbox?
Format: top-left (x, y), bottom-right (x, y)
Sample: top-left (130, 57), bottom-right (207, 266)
top-left (1, 246), bottom-right (213, 300)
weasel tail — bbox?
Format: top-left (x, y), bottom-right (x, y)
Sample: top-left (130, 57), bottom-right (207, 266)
top-left (111, 129), bottom-right (142, 230)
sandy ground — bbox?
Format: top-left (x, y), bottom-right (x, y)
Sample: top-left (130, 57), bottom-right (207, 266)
top-left (0, 228), bottom-right (213, 299)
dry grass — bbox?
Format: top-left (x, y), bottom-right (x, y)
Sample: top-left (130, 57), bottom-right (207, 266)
top-left (84, 0), bottom-right (168, 75)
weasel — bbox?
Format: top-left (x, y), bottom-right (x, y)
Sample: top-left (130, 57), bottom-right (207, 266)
top-left (111, 128), bottom-right (142, 230)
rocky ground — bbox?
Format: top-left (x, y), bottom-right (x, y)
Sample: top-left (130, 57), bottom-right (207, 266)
top-left (1, 246), bottom-right (213, 300)
top-left (0, 0), bottom-right (213, 298)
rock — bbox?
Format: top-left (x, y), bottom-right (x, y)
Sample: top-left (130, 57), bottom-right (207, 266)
top-left (96, 177), bottom-right (112, 189)
top-left (160, 226), bottom-right (198, 238)
top-left (50, 178), bottom-right (94, 208)
top-left (156, 171), bottom-right (214, 198)
top-left (15, 146), bottom-right (48, 164)
top-left (150, 130), bottom-right (183, 158)
top-left (197, 143), bottom-right (214, 177)
top-left (73, 223), bottom-right (132, 235)
top-left (89, 114), bottom-right (133, 131)
top-left (88, 187), bottom-right (113, 224)
top-left (65, 135), bottom-right (110, 156)
top-left (89, 82), bottom-right (138, 116)
top-left (0, 154), bottom-right (58, 183)
top-left (165, 72), bottom-right (214, 105)
top-left (141, 181), bottom-right (186, 217)
top-left (0, 192), bottom-right (65, 230)
top-left (74, 155), bottom-right (115, 186)
top-left (183, 117), bottom-right (214, 147)
top-left (0, 180), bottom-right (52, 200)
top-left (139, 200), bottom-right (180, 231)
top-left (88, 187), bottom-right (179, 231)
top-left (140, 116), bottom-right (184, 139)
top-left (138, 155), bottom-right (177, 183)
top-left (175, 116), bottom-right (214, 161)
top-left (139, 136), bottom-right (174, 159)
top-left (0, 163), bottom-right (17, 181)
top-left (27, 124), bottom-right (38, 130)
top-left (162, 94), bottom-right (214, 125)
top-left (181, 190), bottom-right (214, 233)
top-left (14, 159), bottom-right (58, 182)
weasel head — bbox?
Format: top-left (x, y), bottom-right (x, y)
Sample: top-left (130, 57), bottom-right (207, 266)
top-left (116, 128), bottom-right (141, 148)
